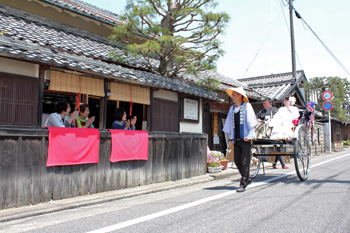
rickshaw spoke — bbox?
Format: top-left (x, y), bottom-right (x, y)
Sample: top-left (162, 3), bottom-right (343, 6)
top-left (294, 126), bottom-right (310, 181)
top-left (250, 146), bottom-right (261, 179)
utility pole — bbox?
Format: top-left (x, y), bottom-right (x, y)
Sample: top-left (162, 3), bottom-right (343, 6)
top-left (289, 0), bottom-right (297, 80)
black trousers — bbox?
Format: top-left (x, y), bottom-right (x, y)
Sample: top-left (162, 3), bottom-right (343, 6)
top-left (273, 156), bottom-right (286, 167)
top-left (234, 140), bottom-right (251, 187)
top-left (273, 146), bottom-right (286, 167)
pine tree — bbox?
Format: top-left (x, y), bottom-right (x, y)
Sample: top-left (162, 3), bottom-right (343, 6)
top-left (305, 76), bottom-right (350, 122)
top-left (109, 0), bottom-right (230, 79)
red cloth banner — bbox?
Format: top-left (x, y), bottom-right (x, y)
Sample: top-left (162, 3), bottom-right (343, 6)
top-left (109, 130), bottom-right (149, 162)
top-left (47, 127), bottom-right (99, 166)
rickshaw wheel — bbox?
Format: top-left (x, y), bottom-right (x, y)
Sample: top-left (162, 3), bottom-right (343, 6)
top-left (294, 126), bottom-right (311, 181)
top-left (250, 146), bottom-right (261, 179)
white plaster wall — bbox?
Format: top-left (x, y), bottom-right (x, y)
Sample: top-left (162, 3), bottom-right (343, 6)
top-left (152, 89), bottom-right (203, 133)
top-left (180, 98), bottom-right (203, 133)
top-left (153, 89), bottom-right (178, 101)
top-left (0, 57), bottom-right (39, 78)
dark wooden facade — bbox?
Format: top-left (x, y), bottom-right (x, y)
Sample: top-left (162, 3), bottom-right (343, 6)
top-left (0, 129), bottom-right (207, 210)
top-left (330, 119), bottom-right (345, 151)
top-left (341, 123), bottom-right (350, 141)
top-left (0, 72), bottom-right (38, 126)
top-left (331, 120), bottom-right (343, 142)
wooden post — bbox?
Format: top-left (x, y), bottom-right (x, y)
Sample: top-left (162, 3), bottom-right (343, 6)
top-left (213, 112), bottom-right (218, 136)
top-left (101, 79), bottom-right (108, 130)
top-left (36, 65), bottom-right (48, 128)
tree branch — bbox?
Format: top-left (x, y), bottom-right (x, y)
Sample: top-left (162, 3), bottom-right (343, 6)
top-left (150, 0), bottom-right (166, 17)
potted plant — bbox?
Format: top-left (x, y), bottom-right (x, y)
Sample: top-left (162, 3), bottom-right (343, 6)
top-left (207, 153), bottom-right (223, 173)
top-left (207, 160), bottom-right (222, 173)
top-left (209, 151), bottom-right (229, 170)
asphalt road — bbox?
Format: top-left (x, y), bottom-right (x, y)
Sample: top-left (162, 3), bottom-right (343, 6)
top-left (1, 150), bottom-right (349, 233)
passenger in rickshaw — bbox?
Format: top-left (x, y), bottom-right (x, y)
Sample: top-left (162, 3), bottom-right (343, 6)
top-left (254, 98), bottom-right (278, 139)
top-left (269, 95), bottom-right (299, 139)
top-left (269, 94), bottom-right (300, 169)
top-left (256, 98), bottom-right (278, 123)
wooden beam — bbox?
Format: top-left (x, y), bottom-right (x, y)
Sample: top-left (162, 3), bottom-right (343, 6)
top-left (101, 79), bottom-right (108, 130)
top-left (36, 65), bottom-right (48, 128)
top-left (213, 112), bottom-right (218, 136)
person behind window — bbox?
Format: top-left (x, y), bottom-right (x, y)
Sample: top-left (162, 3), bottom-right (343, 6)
top-left (269, 94), bottom-right (300, 169)
top-left (45, 100), bottom-right (79, 127)
top-left (111, 108), bottom-right (137, 130)
top-left (75, 103), bottom-right (95, 128)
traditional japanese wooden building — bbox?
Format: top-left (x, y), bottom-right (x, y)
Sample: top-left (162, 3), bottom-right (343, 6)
top-left (0, 0), bottom-right (226, 209)
top-left (0, 0), bottom-right (333, 210)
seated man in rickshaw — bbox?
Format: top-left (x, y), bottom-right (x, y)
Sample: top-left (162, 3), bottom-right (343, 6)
top-left (256, 98), bottom-right (278, 123)
top-left (254, 98), bottom-right (278, 139)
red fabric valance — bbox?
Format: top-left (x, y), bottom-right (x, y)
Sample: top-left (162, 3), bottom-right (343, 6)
top-left (109, 129), bottom-right (148, 162)
top-left (47, 127), bottom-right (99, 166)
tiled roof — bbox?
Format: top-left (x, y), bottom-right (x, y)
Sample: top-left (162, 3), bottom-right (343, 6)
top-left (181, 70), bottom-right (248, 88)
top-left (238, 71), bottom-right (306, 101)
top-left (180, 70), bottom-right (263, 100)
top-left (0, 4), bottom-right (154, 69)
top-left (0, 4), bottom-right (221, 101)
top-left (219, 83), bottom-right (262, 100)
top-left (39, 0), bottom-right (123, 26)
top-left (36, 0), bottom-right (253, 94)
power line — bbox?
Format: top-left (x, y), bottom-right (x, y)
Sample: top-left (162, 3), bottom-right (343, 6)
top-left (293, 7), bottom-right (350, 76)
top-left (279, 0), bottom-right (304, 72)
top-left (241, 0), bottom-right (305, 79)
top-left (240, 11), bottom-right (282, 79)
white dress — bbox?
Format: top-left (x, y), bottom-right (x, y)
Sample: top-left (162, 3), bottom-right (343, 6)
top-left (269, 106), bottom-right (300, 139)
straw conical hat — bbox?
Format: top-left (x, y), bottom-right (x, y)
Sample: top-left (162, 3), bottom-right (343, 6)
top-left (225, 87), bottom-right (249, 102)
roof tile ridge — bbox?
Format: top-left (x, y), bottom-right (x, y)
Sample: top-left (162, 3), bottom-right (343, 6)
top-left (238, 70), bottom-right (303, 81)
top-left (60, 0), bottom-right (122, 24)
top-left (0, 4), bottom-right (111, 46)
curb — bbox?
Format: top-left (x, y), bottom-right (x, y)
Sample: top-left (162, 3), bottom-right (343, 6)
top-left (0, 169), bottom-right (240, 223)
top-left (1, 150), bottom-right (346, 223)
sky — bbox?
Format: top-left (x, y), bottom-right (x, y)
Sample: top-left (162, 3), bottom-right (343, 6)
top-left (82, 0), bottom-right (350, 80)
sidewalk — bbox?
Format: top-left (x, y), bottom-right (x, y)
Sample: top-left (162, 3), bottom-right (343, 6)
top-left (0, 163), bottom-right (240, 222)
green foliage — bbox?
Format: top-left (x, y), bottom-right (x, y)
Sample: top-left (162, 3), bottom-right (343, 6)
top-left (207, 160), bottom-right (221, 167)
top-left (343, 139), bottom-right (350, 146)
top-left (196, 76), bottom-right (221, 91)
top-left (108, 50), bottom-right (128, 64)
top-left (207, 151), bottom-right (226, 167)
top-left (109, 0), bottom-right (230, 78)
top-left (305, 76), bottom-right (350, 122)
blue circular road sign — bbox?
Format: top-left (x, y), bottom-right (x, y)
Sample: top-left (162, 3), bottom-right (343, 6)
top-left (323, 101), bottom-right (333, 111)
top-left (322, 91), bottom-right (333, 101)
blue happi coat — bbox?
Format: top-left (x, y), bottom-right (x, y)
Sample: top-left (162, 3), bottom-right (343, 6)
top-left (223, 102), bottom-right (258, 140)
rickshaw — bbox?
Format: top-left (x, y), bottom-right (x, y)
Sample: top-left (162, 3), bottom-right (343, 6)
top-left (230, 108), bottom-right (311, 181)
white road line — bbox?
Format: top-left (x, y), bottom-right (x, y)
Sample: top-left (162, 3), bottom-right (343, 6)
top-left (249, 152), bottom-right (350, 187)
top-left (86, 153), bottom-right (350, 233)
top-left (309, 153), bottom-right (349, 168)
top-left (86, 190), bottom-right (237, 233)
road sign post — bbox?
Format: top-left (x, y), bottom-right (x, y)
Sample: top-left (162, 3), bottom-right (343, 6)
top-left (322, 91), bottom-right (333, 101)
top-left (322, 91), bottom-right (333, 152)
top-left (328, 111), bottom-right (331, 152)
top-left (322, 101), bottom-right (333, 111)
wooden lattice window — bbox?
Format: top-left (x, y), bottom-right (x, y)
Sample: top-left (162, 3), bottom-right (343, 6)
top-left (152, 98), bottom-right (178, 132)
top-left (0, 73), bottom-right (38, 126)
